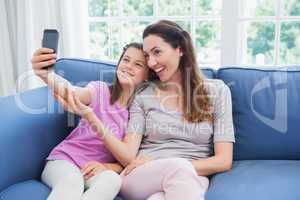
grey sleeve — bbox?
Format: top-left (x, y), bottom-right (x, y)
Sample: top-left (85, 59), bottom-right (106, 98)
top-left (213, 81), bottom-right (235, 143)
top-left (126, 95), bottom-right (146, 135)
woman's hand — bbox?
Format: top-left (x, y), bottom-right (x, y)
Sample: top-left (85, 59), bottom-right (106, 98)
top-left (123, 156), bottom-right (152, 175)
top-left (54, 86), bottom-right (93, 117)
top-left (31, 48), bottom-right (57, 78)
top-left (81, 161), bottom-right (107, 180)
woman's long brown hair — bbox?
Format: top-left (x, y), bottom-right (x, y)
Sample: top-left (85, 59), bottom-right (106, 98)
top-left (143, 20), bottom-right (213, 123)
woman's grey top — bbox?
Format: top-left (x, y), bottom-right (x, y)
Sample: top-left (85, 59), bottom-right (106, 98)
top-left (127, 79), bottom-right (235, 160)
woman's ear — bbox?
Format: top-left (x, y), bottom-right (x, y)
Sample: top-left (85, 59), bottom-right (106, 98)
top-left (176, 47), bottom-right (183, 57)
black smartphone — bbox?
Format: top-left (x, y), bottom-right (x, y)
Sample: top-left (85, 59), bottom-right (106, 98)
top-left (42, 29), bottom-right (59, 68)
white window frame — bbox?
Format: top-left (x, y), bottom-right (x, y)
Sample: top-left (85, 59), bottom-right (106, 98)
top-left (222, 0), bottom-right (300, 66)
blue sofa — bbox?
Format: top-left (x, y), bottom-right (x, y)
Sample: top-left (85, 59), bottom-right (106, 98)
top-left (0, 58), bottom-right (299, 200)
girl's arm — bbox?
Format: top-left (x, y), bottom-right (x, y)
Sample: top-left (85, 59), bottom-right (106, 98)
top-left (81, 161), bottom-right (123, 180)
top-left (103, 163), bottom-right (124, 174)
top-left (85, 112), bottom-right (143, 167)
top-left (55, 91), bottom-right (143, 167)
top-left (31, 48), bottom-right (91, 105)
top-left (191, 142), bottom-right (233, 176)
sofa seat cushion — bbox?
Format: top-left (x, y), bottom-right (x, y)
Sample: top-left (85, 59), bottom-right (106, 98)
top-left (0, 180), bottom-right (50, 200)
top-left (206, 160), bottom-right (300, 200)
top-left (0, 179), bottom-right (124, 200)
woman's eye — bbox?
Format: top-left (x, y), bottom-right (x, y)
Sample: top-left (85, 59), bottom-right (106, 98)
top-left (153, 49), bottom-right (161, 56)
top-left (123, 58), bottom-right (129, 62)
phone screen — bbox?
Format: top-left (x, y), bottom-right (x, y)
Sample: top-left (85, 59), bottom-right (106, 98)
top-left (42, 30), bottom-right (59, 53)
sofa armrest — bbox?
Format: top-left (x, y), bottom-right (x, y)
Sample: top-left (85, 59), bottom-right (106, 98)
top-left (0, 87), bottom-right (75, 191)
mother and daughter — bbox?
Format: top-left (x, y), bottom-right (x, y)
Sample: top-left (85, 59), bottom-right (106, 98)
top-left (32, 20), bottom-right (235, 200)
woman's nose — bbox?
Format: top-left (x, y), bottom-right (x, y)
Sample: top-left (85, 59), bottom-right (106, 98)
top-left (147, 56), bottom-right (157, 68)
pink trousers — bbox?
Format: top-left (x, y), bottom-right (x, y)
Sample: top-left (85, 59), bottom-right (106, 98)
top-left (120, 158), bottom-right (209, 200)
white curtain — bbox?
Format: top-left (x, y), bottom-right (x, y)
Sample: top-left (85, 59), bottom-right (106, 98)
top-left (0, 0), bottom-right (89, 97)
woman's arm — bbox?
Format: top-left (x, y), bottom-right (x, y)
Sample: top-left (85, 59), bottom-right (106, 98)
top-left (191, 142), bottom-right (233, 176)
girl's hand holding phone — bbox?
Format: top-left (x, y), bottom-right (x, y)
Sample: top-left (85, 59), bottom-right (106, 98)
top-left (31, 48), bottom-right (57, 78)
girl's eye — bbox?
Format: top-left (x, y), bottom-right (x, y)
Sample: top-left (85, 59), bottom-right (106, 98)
top-left (136, 63), bottom-right (144, 68)
top-left (123, 58), bottom-right (129, 62)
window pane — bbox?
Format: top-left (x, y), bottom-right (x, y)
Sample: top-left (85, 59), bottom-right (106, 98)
top-left (109, 0), bottom-right (119, 16)
top-left (122, 21), bottom-right (150, 43)
top-left (88, 0), bottom-right (108, 17)
top-left (158, 0), bottom-right (191, 16)
top-left (89, 22), bottom-right (109, 59)
top-left (242, 0), bottom-right (275, 17)
top-left (245, 22), bottom-right (275, 65)
top-left (109, 23), bottom-right (122, 60)
top-left (283, 0), bottom-right (300, 16)
top-left (175, 20), bottom-right (191, 33)
top-left (280, 22), bottom-right (300, 64)
top-left (195, 21), bottom-right (221, 65)
top-left (196, 0), bottom-right (222, 16)
top-left (124, 0), bottom-right (153, 16)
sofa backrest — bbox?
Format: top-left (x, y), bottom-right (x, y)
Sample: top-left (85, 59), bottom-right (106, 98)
top-left (55, 58), bottom-right (216, 85)
top-left (218, 66), bottom-right (300, 160)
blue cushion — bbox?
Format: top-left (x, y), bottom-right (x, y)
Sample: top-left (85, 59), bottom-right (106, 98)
top-left (0, 180), bottom-right (123, 200)
top-left (218, 66), bottom-right (300, 160)
top-left (55, 58), bottom-right (216, 86)
top-left (200, 67), bottom-right (215, 79)
top-left (206, 160), bottom-right (300, 200)
top-left (0, 87), bottom-right (72, 191)
top-left (0, 180), bottom-right (49, 200)
top-left (55, 58), bottom-right (117, 87)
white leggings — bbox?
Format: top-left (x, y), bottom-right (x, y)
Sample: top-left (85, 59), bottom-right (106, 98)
top-left (41, 160), bottom-right (122, 200)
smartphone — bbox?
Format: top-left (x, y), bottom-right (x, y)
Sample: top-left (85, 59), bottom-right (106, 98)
top-left (42, 29), bottom-right (59, 68)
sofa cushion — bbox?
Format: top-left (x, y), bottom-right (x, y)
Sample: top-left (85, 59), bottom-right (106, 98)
top-left (55, 58), bottom-right (117, 86)
top-left (205, 160), bottom-right (300, 200)
top-left (54, 58), bottom-right (216, 87)
top-left (0, 87), bottom-right (72, 191)
top-left (218, 66), bottom-right (300, 160)
top-left (0, 180), bottom-right (123, 200)
top-left (0, 180), bottom-right (49, 200)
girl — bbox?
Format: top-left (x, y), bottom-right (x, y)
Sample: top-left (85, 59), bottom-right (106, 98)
top-left (31, 42), bottom-right (150, 200)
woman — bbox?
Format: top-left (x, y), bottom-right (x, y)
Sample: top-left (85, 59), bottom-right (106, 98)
top-left (31, 43), bottom-right (150, 200)
top-left (62, 20), bottom-right (235, 200)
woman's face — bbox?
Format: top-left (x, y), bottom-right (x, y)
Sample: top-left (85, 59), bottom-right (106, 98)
top-left (116, 47), bottom-right (149, 88)
top-left (143, 34), bottom-right (182, 83)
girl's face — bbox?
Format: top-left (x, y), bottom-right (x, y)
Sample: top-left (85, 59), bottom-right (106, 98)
top-left (116, 47), bottom-right (149, 88)
top-left (143, 34), bottom-right (182, 84)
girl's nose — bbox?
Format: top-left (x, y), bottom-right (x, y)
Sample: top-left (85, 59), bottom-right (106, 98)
top-left (124, 63), bottom-right (134, 72)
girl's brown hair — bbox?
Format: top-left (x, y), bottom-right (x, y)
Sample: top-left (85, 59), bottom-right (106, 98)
top-left (109, 43), bottom-right (142, 106)
top-left (143, 20), bottom-right (213, 123)
top-left (110, 42), bottom-right (154, 107)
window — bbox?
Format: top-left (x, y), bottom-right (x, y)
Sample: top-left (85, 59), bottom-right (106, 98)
top-left (88, 0), bottom-right (300, 67)
top-left (88, 0), bottom-right (222, 67)
top-left (239, 0), bottom-right (300, 65)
